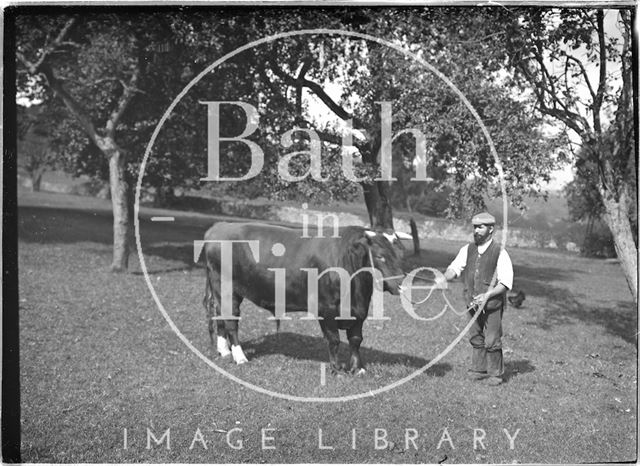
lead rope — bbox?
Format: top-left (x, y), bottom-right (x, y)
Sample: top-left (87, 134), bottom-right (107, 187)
top-left (366, 246), bottom-right (486, 317)
top-left (366, 247), bottom-right (460, 311)
top-left (366, 247), bottom-right (405, 283)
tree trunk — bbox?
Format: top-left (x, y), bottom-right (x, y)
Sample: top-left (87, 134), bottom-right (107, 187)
top-left (410, 218), bottom-right (420, 256)
top-left (360, 134), bottom-right (395, 231)
top-left (601, 188), bottom-right (638, 301)
top-left (108, 150), bottom-right (131, 272)
top-left (362, 181), bottom-right (394, 230)
top-left (31, 168), bottom-right (43, 192)
top-left (155, 185), bottom-right (175, 207)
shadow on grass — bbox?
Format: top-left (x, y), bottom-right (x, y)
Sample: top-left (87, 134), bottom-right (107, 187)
top-left (504, 359), bottom-right (535, 382)
top-left (139, 244), bottom-right (202, 269)
top-left (403, 248), bottom-right (454, 271)
top-left (19, 206), bottom-right (115, 245)
top-left (538, 295), bottom-right (637, 346)
top-left (20, 205), bottom-right (213, 245)
top-left (131, 265), bottom-right (197, 276)
top-left (244, 331), bottom-right (451, 376)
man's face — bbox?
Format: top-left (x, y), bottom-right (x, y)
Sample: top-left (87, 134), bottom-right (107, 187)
top-left (473, 224), bottom-right (493, 245)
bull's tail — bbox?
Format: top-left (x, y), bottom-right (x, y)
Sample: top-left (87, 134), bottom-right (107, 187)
top-left (203, 264), bottom-right (217, 346)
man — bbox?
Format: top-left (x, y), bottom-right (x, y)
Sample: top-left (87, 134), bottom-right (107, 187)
top-left (441, 212), bottom-right (513, 386)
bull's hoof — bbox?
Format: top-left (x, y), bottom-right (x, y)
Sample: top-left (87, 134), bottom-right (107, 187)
top-left (354, 368), bottom-right (366, 376)
top-left (231, 345), bottom-right (248, 364)
top-left (217, 337), bottom-right (232, 357)
top-left (330, 364), bottom-right (348, 376)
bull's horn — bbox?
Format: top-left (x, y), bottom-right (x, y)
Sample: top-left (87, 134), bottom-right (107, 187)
top-left (382, 232), bottom-right (396, 242)
top-left (364, 230), bottom-right (377, 238)
top-left (394, 231), bottom-right (413, 240)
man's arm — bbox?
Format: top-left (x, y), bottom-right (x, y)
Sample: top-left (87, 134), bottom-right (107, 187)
top-left (445, 244), bottom-right (469, 280)
top-left (443, 268), bottom-right (457, 281)
top-left (435, 245), bottom-right (468, 287)
top-left (496, 249), bottom-right (513, 290)
top-left (473, 283), bottom-right (509, 304)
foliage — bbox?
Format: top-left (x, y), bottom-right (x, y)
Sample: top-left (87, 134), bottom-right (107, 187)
top-left (17, 102), bottom-right (60, 183)
top-left (17, 8), bottom-right (572, 216)
top-left (326, 7), bottom-right (568, 218)
top-left (502, 7), bottom-right (636, 299)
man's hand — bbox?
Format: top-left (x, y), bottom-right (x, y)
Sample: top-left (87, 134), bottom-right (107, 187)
top-left (434, 274), bottom-right (448, 288)
top-left (472, 292), bottom-right (489, 306)
top-left (443, 268), bottom-right (457, 281)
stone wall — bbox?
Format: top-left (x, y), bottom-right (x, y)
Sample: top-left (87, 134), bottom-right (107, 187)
top-left (269, 204), bottom-right (578, 251)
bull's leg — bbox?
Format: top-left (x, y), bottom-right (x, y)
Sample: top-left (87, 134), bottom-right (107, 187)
top-left (205, 267), bottom-right (231, 357)
top-left (319, 319), bottom-right (342, 374)
top-left (346, 320), bottom-right (366, 375)
top-left (215, 310), bottom-right (231, 357)
top-left (226, 292), bottom-right (248, 364)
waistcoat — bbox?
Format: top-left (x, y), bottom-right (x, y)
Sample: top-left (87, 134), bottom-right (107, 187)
top-left (463, 240), bottom-right (506, 311)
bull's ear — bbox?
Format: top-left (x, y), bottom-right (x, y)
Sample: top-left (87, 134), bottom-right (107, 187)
top-left (394, 231), bottom-right (413, 240)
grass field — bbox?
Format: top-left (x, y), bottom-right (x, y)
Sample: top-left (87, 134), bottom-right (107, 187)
top-left (17, 191), bottom-right (637, 463)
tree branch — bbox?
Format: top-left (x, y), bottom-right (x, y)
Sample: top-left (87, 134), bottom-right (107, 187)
top-left (593, 10), bottom-right (607, 134)
top-left (534, 49), bottom-right (574, 116)
top-left (519, 51), bottom-right (589, 135)
top-left (295, 56), bottom-right (314, 115)
top-left (271, 61), bottom-right (353, 121)
top-left (37, 62), bottom-right (100, 147)
top-left (566, 55), bottom-right (597, 102)
top-left (19, 17), bottom-right (77, 74)
top-left (16, 18), bottom-right (109, 152)
top-left (106, 67), bottom-right (141, 137)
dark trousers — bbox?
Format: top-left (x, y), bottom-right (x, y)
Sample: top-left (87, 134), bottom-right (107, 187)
top-left (468, 306), bottom-right (504, 377)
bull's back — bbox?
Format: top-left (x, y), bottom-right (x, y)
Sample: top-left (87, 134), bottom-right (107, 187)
top-left (204, 222), bottom-right (341, 311)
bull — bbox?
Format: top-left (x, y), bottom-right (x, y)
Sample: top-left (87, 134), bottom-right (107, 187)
top-left (201, 222), bottom-right (405, 374)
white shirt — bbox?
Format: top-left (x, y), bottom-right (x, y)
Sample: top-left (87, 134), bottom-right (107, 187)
top-left (447, 239), bottom-right (513, 290)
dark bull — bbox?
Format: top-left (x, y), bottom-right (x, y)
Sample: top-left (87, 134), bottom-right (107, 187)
top-left (197, 222), bottom-right (405, 374)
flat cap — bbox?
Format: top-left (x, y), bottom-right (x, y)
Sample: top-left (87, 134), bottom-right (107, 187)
top-left (471, 212), bottom-right (496, 225)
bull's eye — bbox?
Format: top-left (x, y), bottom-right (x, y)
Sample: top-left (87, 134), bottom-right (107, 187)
top-left (377, 256), bottom-right (386, 263)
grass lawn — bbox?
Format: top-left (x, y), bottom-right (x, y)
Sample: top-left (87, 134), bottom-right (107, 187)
top-left (17, 191), bottom-right (637, 463)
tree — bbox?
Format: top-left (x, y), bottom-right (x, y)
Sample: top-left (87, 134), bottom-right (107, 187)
top-left (505, 8), bottom-right (637, 300)
top-left (17, 102), bottom-right (63, 191)
top-left (15, 8), bottom-right (572, 267)
top-left (17, 15), bottom-right (132, 270)
top-left (16, 12), bottom-right (199, 271)
top-left (196, 7), bottom-right (566, 228)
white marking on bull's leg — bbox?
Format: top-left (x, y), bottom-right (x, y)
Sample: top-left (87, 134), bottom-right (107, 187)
top-left (217, 336), bottom-right (231, 357)
top-left (356, 368), bottom-right (366, 376)
top-left (320, 363), bottom-right (326, 386)
top-left (231, 344), bottom-right (248, 364)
